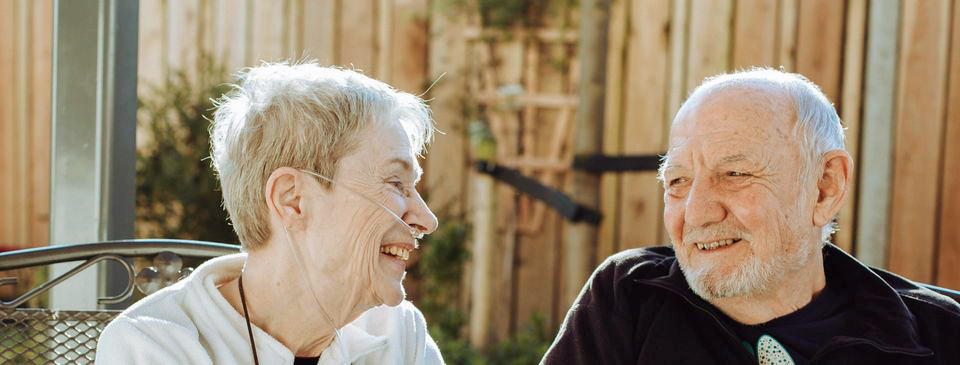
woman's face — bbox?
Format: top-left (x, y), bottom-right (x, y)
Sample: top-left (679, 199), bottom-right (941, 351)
top-left (296, 118), bottom-right (437, 309)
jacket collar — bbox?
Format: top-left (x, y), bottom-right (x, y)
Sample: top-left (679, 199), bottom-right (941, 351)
top-left (636, 244), bottom-right (932, 356)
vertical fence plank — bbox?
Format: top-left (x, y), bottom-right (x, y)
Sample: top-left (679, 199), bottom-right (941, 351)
top-left (835, 0), bottom-right (867, 253)
top-left (732, 0), bottom-right (777, 69)
top-left (376, 0), bottom-right (392, 80)
top-left (212, 0), bottom-right (250, 72)
top-left (139, 0), bottom-right (165, 93)
top-left (13, 0), bottom-right (29, 244)
top-left (425, 6), bottom-right (467, 216)
top-left (937, 1), bottom-right (960, 289)
top-left (28, 0), bottom-right (52, 245)
top-left (665, 0), bottom-right (688, 124)
top-left (598, 0), bottom-right (627, 260)
top-left (685, 0), bottom-right (732, 91)
top-left (795, 0), bottom-right (844, 103)
top-left (776, 0), bottom-right (798, 71)
top-left (0, 0), bottom-right (16, 245)
top-left (166, 0), bottom-right (201, 75)
top-left (301, 0), bottom-right (337, 65)
top-left (339, 0), bottom-right (376, 73)
top-left (855, 0), bottom-right (899, 268)
top-left (250, 0), bottom-right (287, 62)
top-left (618, 0), bottom-right (671, 249)
top-left (494, 38), bottom-right (524, 340)
top-left (888, 0), bottom-right (951, 283)
top-left (389, 0), bottom-right (428, 93)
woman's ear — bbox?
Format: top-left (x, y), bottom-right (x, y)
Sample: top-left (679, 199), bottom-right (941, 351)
top-left (812, 150), bottom-right (853, 227)
top-left (265, 167), bottom-right (304, 229)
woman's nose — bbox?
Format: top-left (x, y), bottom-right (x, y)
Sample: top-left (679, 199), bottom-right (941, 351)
top-left (404, 191), bottom-right (438, 235)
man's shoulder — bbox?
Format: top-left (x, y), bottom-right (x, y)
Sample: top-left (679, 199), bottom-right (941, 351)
top-left (598, 245), bottom-right (677, 282)
top-left (578, 245), bottom-right (677, 308)
top-left (871, 267), bottom-right (960, 318)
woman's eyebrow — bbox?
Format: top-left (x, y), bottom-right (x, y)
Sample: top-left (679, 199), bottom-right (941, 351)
top-left (386, 158), bottom-right (423, 179)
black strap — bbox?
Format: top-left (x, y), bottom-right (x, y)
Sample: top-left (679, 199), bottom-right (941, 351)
top-left (573, 154), bottom-right (662, 173)
top-left (239, 275), bottom-right (261, 365)
top-left (473, 161), bottom-right (603, 225)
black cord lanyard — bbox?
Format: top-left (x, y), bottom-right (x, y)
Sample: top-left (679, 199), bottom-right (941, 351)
top-left (239, 274), bottom-right (261, 365)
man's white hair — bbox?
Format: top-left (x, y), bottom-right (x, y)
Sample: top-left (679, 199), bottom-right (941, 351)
top-left (675, 68), bottom-right (846, 242)
top-left (210, 62), bottom-right (434, 250)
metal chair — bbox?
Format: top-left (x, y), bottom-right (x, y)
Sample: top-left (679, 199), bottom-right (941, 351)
top-left (0, 240), bottom-right (238, 364)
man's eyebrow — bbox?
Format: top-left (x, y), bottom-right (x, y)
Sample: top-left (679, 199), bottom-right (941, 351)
top-left (719, 154), bottom-right (748, 164)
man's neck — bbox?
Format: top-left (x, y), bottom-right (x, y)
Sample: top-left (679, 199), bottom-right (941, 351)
top-left (710, 250), bottom-right (827, 325)
top-left (217, 247), bottom-right (373, 357)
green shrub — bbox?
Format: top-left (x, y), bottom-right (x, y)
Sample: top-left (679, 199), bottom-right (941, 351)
top-left (135, 57), bottom-right (237, 244)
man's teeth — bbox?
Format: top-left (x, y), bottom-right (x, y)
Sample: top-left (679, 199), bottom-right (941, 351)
top-left (695, 239), bottom-right (739, 251)
top-left (380, 246), bottom-right (411, 260)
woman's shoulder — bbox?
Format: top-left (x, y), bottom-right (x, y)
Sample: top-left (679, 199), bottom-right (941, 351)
top-left (355, 300), bottom-right (428, 330)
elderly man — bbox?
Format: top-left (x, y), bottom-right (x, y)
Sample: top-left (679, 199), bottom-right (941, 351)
top-left (97, 63), bottom-right (443, 364)
top-left (543, 69), bottom-right (960, 364)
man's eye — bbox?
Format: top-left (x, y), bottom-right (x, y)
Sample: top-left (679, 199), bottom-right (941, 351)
top-left (727, 171), bottom-right (750, 177)
top-left (668, 177), bottom-right (686, 186)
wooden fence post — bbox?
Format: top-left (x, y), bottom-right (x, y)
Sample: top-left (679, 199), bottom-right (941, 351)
top-left (563, 0), bottom-right (609, 306)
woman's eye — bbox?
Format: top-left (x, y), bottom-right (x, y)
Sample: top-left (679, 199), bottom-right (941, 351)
top-left (389, 181), bottom-right (405, 190)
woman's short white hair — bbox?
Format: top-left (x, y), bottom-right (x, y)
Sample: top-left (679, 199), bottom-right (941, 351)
top-left (677, 68), bottom-right (846, 242)
top-left (210, 62), bottom-right (434, 250)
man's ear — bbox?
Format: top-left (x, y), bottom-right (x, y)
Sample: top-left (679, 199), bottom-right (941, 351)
top-left (812, 150), bottom-right (853, 227)
top-left (265, 167), bottom-right (304, 229)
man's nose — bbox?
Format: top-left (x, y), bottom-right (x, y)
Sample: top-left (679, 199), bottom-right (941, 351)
top-left (404, 190), bottom-right (439, 235)
top-left (683, 179), bottom-right (726, 227)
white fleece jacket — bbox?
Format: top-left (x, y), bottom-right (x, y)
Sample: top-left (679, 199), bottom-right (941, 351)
top-left (95, 253), bottom-right (443, 365)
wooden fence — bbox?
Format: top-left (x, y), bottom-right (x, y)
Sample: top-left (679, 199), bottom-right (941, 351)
top-left (1, 0), bottom-right (959, 345)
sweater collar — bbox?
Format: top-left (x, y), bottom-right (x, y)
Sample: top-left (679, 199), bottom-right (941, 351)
top-left (637, 244), bottom-right (932, 356)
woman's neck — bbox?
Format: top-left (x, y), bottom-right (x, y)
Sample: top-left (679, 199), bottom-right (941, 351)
top-left (218, 248), bottom-right (374, 357)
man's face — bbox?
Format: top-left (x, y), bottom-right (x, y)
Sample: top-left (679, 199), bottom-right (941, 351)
top-left (661, 86), bottom-right (818, 300)
top-left (298, 118), bottom-right (438, 308)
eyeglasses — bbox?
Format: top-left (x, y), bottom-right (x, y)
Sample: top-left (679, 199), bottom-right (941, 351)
top-left (298, 169), bottom-right (424, 240)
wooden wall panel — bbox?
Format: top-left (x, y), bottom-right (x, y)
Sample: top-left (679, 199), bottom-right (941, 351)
top-left (388, 0), bottom-right (428, 93)
top-left (425, 7), bottom-right (467, 215)
top-left (339, 0), bottom-right (377, 74)
top-left (618, 0), bottom-right (671, 249)
top-left (597, 0), bottom-right (628, 260)
top-left (212, 0), bottom-right (251, 71)
top-left (166, 0), bottom-right (201, 77)
top-left (855, 0), bottom-right (899, 268)
top-left (0, 0), bottom-right (17, 245)
top-left (301, 0), bottom-right (337, 65)
top-left (937, 1), bottom-right (960, 289)
top-left (732, 0), bottom-right (777, 69)
top-left (776, 0), bottom-right (798, 70)
top-left (836, 0), bottom-right (867, 254)
top-left (795, 0), bottom-right (844, 103)
top-left (250, 0), bottom-right (288, 62)
top-left (0, 0), bottom-right (51, 248)
top-left (27, 0), bottom-right (52, 246)
top-left (888, 0), bottom-right (951, 283)
top-left (685, 0), bottom-right (732, 92)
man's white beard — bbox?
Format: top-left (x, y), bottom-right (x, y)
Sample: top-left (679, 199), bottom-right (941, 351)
top-left (680, 238), bottom-right (813, 301)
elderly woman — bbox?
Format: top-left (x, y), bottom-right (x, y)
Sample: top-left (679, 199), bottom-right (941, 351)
top-left (97, 63), bottom-right (443, 364)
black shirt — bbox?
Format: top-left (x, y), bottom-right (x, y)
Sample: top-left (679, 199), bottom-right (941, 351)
top-left (721, 254), bottom-right (853, 364)
top-left (294, 356), bottom-right (320, 365)
top-left (541, 244), bottom-right (960, 364)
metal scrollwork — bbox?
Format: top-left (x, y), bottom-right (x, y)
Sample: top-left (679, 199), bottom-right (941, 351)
top-left (0, 255), bottom-right (135, 309)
